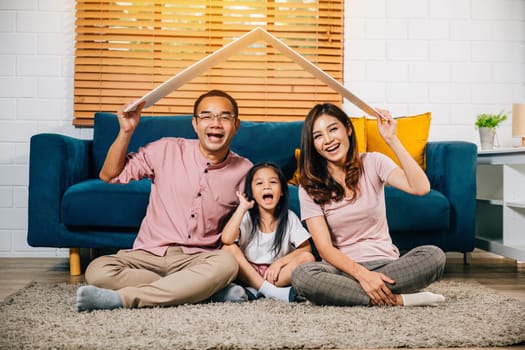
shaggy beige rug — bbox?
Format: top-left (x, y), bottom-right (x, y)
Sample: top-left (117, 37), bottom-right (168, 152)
top-left (1, 280), bottom-right (524, 349)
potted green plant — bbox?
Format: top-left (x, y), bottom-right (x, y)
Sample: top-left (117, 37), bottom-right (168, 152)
top-left (475, 111), bottom-right (507, 150)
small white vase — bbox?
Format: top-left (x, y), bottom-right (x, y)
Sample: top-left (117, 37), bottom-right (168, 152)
top-left (479, 127), bottom-right (496, 150)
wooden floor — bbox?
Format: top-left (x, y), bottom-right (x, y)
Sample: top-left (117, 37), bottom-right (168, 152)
top-left (0, 249), bottom-right (524, 350)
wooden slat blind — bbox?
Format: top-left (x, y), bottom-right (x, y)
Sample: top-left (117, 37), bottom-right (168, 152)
top-left (74, 0), bottom-right (343, 126)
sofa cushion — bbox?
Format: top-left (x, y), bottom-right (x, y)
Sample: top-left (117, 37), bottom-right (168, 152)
top-left (92, 112), bottom-right (303, 181)
top-left (85, 113), bottom-right (445, 233)
top-left (62, 179), bottom-right (151, 228)
top-left (62, 179), bottom-right (301, 230)
top-left (231, 120), bottom-right (303, 180)
top-left (93, 113), bottom-right (197, 176)
top-left (288, 184), bottom-right (300, 217)
top-left (62, 179), bottom-right (449, 233)
top-left (385, 187), bottom-right (450, 232)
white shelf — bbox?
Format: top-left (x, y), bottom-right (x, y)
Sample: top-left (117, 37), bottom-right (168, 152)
top-left (477, 146), bottom-right (525, 155)
top-left (477, 198), bottom-right (504, 206)
top-left (506, 201), bottom-right (525, 209)
top-left (477, 148), bottom-right (525, 165)
top-left (475, 237), bottom-right (525, 261)
top-left (476, 148), bottom-right (525, 260)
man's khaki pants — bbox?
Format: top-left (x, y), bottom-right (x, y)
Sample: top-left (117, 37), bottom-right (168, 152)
top-left (85, 246), bottom-right (238, 308)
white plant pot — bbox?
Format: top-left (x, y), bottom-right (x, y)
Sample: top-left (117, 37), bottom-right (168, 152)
top-left (479, 127), bottom-right (496, 150)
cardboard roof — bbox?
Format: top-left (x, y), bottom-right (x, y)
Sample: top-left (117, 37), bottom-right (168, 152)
top-left (125, 26), bottom-right (379, 118)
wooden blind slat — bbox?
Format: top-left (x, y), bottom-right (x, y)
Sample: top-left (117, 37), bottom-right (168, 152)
top-left (74, 0), bottom-right (343, 125)
top-left (75, 34), bottom-right (343, 45)
top-left (75, 50), bottom-right (344, 63)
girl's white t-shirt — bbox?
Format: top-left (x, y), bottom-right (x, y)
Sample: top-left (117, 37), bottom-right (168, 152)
top-left (299, 152), bottom-right (400, 263)
top-left (238, 210), bottom-right (311, 264)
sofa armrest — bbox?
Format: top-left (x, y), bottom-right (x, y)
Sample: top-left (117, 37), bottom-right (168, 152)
top-left (28, 133), bottom-right (93, 247)
top-left (425, 141), bottom-right (477, 252)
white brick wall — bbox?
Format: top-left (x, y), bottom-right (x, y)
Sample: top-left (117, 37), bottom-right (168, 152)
top-left (0, 0), bottom-right (85, 257)
top-left (344, 0), bottom-right (525, 145)
top-left (0, 0), bottom-right (523, 256)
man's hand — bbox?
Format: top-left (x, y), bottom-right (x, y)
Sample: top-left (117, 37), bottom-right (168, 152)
top-left (99, 101), bottom-right (145, 182)
top-left (118, 101), bottom-right (145, 135)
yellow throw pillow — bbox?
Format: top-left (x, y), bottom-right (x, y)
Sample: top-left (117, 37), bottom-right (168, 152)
top-left (349, 116), bottom-right (367, 153)
top-left (288, 148), bottom-right (302, 185)
top-left (366, 112), bottom-right (431, 169)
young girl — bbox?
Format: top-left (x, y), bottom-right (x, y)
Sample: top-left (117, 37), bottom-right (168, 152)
top-left (291, 103), bottom-right (446, 307)
top-left (221, 162), bottom-right (315, 302)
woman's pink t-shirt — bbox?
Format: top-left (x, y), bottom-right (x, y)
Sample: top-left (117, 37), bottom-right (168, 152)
top-left (299, 152), bottom-right (400, 262)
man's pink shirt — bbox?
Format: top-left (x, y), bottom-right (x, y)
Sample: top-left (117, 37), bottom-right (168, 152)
top-left (299, 152), bottom-right (400, 263)
top-left (111, 137), bottom-right (253, 256)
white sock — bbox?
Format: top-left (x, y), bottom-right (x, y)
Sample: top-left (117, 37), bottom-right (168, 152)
top-left (258, 281), bottom-right (292, 302)
top-left (76, 285), bottom-right (123, 312)
top-left (401, 291), bottom-right (445, 307)
top-left (209, 283), bottom-right (248, 303)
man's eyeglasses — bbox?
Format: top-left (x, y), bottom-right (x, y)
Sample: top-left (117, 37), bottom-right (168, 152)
top-left (195, 112), bottom-right (237, 123)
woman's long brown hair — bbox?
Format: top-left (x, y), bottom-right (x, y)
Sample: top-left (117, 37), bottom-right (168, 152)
top-left (299, 103), bottom-right (362, 205)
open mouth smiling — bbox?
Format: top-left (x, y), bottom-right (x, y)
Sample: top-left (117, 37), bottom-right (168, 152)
top-left (262, 193), bottom-right (274, 203)
top-left (325, 143), bottom-right (340, 153)
top-left (207, 132), bottom-right (224, 141)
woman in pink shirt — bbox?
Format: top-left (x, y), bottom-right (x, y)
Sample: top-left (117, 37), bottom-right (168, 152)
top-left (291, 103), bottom-right (446, 307)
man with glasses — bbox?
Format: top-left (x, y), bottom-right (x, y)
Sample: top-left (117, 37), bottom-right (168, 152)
top-left (76, 90), bottom-right (253, 311)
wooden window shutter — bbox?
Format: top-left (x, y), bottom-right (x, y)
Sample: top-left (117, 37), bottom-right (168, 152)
top-left (74, 0), bottom-right (343, 126)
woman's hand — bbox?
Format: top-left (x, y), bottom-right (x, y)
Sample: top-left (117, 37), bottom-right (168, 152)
top-left (264, 260), bottom-right (283, 284)
top-left (375, 108), bottom-right (398, 146)
top-left (356, 268), bottom-right (397, 306)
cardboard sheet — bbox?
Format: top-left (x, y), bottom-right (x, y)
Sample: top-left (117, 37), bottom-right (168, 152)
top-left (124, 27), bottom-right (383, 119)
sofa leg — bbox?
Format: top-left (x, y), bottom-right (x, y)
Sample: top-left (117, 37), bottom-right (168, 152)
top-left (69, 248), bottom-right (81, 276)
top-left (463, 252), bottom-right (471, 265)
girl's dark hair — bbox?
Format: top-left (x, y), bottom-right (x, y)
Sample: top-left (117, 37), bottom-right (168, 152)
top-left (193, 89), bottom-right (238, 117)
top-left (299, 103), bottom-right (362, 204)
top-left (240, 162), bottom-right (289, 257)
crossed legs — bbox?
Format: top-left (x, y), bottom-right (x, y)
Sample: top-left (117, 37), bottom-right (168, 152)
top-left (291, 245), bottom-right (446, 306)
top-left (78, 246), bottom-right (238, 310)
top-left (222, 243), bottom-right (313, 288)
top-left (222, 243), bottom-right (314, 301)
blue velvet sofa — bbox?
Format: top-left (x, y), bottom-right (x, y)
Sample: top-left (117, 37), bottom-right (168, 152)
top-left (28, 112), bottom-right (477, 275)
